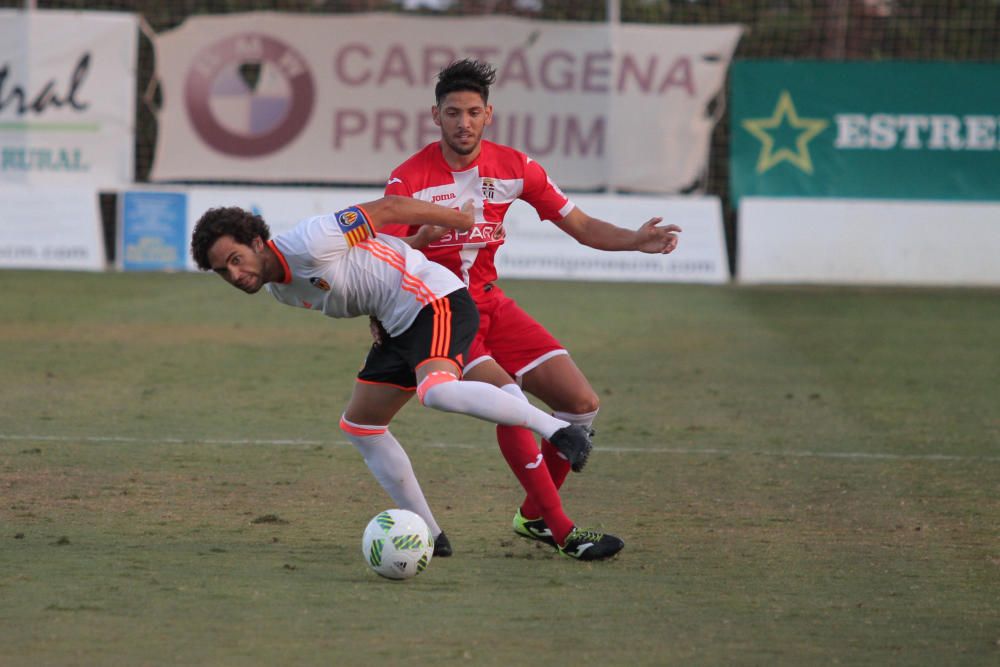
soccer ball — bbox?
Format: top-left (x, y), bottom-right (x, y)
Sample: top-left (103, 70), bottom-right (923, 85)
top-left (361, 509), bottom-right (434, 580)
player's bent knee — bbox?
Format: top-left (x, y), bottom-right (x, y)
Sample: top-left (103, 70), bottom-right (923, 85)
top-left (416, 370), bottom-right (459, 407)
top-left (560, 393), bottom-right (599, 415)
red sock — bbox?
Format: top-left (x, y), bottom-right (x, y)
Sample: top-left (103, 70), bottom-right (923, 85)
top-left (519, 438), bottom-right (572, 519)
top-left (496, 426), bottom-right (574, 544)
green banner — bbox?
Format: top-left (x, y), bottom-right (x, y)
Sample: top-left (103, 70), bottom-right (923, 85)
top-left (730, 61), bottom-right (1000, 202)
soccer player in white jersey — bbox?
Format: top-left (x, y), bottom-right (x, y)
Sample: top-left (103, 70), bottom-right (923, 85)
top-left (191, 195), bottom-right (625, 561)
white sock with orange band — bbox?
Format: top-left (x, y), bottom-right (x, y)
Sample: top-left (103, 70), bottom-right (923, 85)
top-left (417, 371), bottom-right (569, 438)
top-left (339, 416), bottom-right (442, 538)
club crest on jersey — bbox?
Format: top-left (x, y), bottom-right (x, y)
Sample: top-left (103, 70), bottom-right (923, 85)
top-left (310, 277), bottom-right (331, 291)
top-left (481, 177), bottom-right (496, 200)
top-left (335, 206), bottom-right (375, 247)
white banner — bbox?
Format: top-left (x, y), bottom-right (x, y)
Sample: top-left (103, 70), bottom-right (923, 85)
top-left (149, 13), bottom-right (741, 192)
top-left (183, 186), bottom-right (385, 271)
top-left (0, 185), bottom-right (105, 270)
top-left (499, 195), bottom-right (729, 283)
top-left (0, 10), bottom-right (137, 187)
top-left (180, 186), bottom-right (726, 282)
top-left (738, 198), bottom-right (1000, 286)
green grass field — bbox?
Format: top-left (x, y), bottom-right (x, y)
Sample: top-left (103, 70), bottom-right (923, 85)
top-left (1, 270), bottom-right (997, 665)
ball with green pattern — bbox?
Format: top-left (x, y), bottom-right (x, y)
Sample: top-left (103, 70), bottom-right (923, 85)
top-left (361, 509), bottom-right (434, 580)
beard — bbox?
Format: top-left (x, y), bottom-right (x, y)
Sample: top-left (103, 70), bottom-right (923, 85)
top-left (444, 131), bottom-right (480, 156)
top-left (236, 274), bottom-right (262, 294)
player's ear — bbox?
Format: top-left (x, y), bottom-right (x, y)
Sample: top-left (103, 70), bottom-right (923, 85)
top-left (431, 105), bottom-right (442, 127)
top-left (252, 236), bottom-right (264, 252)
top-left (484, 104), bottom-right (493, 125)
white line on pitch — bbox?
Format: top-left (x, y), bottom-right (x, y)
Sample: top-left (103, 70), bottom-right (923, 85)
top-left (1, 433), bottom-right (997, 463)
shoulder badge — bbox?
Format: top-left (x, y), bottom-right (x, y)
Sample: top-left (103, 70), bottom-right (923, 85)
top-left (335, 206), bottom-right (375, 247)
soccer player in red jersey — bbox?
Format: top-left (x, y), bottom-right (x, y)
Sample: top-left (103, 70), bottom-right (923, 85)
top-left (382, 59), bottom-right (682, 553)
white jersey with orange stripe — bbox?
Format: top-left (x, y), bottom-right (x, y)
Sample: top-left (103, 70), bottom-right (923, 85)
top-left (265, 209), bottom-right (464, 337)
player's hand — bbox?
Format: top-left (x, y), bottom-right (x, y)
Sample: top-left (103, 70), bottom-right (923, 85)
top-left (369, 316), bottom-right (385, 346)
top-left (412, 224), bottom-right (449, 248)
top-left (459, 199), bottom-right (475, 227)
top-left (635, 218), bottom-right (682, 254)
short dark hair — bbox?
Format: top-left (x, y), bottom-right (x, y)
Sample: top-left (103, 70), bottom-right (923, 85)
top-left (435, 59), bottom-right (497, 106)
top-left (190, 206), bottom-right (270, 271)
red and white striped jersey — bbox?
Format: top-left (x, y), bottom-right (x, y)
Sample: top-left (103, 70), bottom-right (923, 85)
top-left (383, 140), bottom-right (575, 296)
top-left (265, 206), bottom-right (464, 337)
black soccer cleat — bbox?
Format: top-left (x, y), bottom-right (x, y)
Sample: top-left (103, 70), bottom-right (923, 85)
top-left (558, 527), bottom-right (625, 561)
top-left (512, 509), bottom-right (558, 547)
top-left (548, 424), bottom-right (593, 472)
top-left (433, 531), bottom-right (453, 557)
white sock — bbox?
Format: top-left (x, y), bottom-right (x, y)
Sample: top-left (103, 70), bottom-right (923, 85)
top-left (419, 376), bottom-right (568, 439)
top-left (553, 408), bottom-right (599, 431)
top-left (499, 383), bottom-right (529, 402)
top-left (502, 385), bottom-right (599, 435)
top-left (340, 418), bottom-right (442, 537)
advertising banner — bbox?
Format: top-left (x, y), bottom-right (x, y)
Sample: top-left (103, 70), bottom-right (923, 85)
top-left (182, 186), bottom-right (386, 271)
top-left (119, 191), bottom-right (189, 271)
top-left (499, 195), bottom-right (728, 283)
top-left (0, 185), bottom-right (105, 270)
top-left (0, 10), bottom-right (137, 186)
top-left (121, 186), bottom-right (377, 272)
top-left (149, 13), bottom-right (742, 192)
top-left (730, 61), bottom-right (1000, 202)
top-left (129, 185), bottom-right (724, 282)
top-left (738, 198), bottom-right (1000, 286)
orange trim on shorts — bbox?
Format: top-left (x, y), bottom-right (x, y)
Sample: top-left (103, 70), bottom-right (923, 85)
top-left (443, 298), bottom-right (453, 355)
top-left (416, 370), bottom-right (458, 403)
top-left (430, 297), bottom-right (452, 358)
top-left (338, 416), bottom-right (387, 436)
top-left (355, 377), bottom-right (416, 392)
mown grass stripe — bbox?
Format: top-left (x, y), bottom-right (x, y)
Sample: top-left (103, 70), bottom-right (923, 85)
top-left (1, 433), bottom-right (995, 463)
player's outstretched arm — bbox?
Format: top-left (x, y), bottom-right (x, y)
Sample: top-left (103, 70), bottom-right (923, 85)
top-left (360, 195), bottom-right (474, 233)
top-left (553, 207), bottom-right (682, 254)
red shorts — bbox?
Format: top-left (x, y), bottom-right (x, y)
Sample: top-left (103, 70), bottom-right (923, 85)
top-left (466, 284), bottom-right (567, 379)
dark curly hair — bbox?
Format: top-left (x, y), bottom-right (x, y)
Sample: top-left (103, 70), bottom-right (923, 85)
top-left (435, 59), bottom-right (497, 106)
top-left (190, 206), bottom-right (270, 271)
